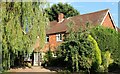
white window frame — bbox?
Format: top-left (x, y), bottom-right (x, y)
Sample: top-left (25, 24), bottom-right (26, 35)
top-left (56, 34), bottom-right (62, 41)
top-left (46, 35), bottom-right (49, 43)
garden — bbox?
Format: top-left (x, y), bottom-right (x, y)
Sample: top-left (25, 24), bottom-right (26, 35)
top-left (42, 25), bottom-right (120, 73)
top-left (1, 2), bottom-right (120, 73)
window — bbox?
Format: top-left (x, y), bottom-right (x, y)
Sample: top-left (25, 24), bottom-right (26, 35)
top-left (46, 35), bottom-right (49, 43)
top-left (56, 34), bottom-right (62, 41)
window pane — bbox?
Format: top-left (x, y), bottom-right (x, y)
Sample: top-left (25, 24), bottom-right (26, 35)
top-left (60, 34), bottom-right (62, 40)
top-left (56, 34), bottom-right (62, 41)
top-left (46, 36), bottom-right (49, 42)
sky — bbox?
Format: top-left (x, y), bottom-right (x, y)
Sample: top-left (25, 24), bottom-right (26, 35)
top-left (49, 1), bottom-right (119, 28)
top-left (70, 2), bottom-right (118, 27)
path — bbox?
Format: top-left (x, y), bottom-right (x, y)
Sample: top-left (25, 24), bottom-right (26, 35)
top-left (7, 66), bottom-right (56, 72)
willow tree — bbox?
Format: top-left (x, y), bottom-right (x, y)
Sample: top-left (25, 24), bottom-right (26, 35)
top-left (0, 3), bottom-right (2, 71)
top-left (1, 1), bottom-right (48, 70)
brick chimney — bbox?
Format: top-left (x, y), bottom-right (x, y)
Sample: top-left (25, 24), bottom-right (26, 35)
top-left (58, 13), bottom-right (64, 23)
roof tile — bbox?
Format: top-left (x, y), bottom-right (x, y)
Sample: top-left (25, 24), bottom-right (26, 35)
top-left (46, 9), bottom-right (109, 35)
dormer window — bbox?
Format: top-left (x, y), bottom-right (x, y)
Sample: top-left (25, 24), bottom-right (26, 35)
top-left (46, 35), bottom-right (49, 43)
top-left (56, 34), bottom-right (62, 41)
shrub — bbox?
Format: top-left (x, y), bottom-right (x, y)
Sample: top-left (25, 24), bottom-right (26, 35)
top-left (58, 29), bottom-right (102, 72)
top-left (43, 50), bottom-right (53, 66)
top-left (87, 35), bottom-right (102, 72)
top-left (90, 26), bottom-right (120, 65)
top-left (101, 51), bottom-right (113, 72)
top-left (57, 26), bottom-right (119, 72)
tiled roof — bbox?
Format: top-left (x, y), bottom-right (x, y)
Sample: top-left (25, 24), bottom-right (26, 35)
top-left (46, 9), bottom-right (109, 35)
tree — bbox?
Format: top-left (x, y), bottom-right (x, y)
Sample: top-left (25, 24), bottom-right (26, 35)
top-left (1, 1), bottom-right (48, 70)
top-left (57, 22), bottom-right (102, 72)
top-left (45, 2), bottom-right (79, 21)
top-left (90, 26), bottom-right (119, 65)
top-left (57, 24), bottom-right (116, 72)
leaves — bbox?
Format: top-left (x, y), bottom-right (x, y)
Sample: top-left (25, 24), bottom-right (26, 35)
top-left (58, 27), bottom-right (96, 72)
top-left (45, 2), bottom-right (80, 21)
top-left (1, 2), bottom-right (48, 70)
top-left (90, 26), bottom-right (120, 65)
top-left (57, 25), bottom-right (118, 72)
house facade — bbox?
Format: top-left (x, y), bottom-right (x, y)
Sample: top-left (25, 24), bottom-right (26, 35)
top-left (33, 9), bottom-right (117, 66)
top-left (42, 9), bottom-right (117, 52)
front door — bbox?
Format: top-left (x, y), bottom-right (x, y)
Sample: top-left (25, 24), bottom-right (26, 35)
top-left (34, 52), bottom-right (38, 66)
top-left (33, 52), bottom-right (42, 66)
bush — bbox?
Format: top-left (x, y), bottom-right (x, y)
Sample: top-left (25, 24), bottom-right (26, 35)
top-left (42, 50), bottom-right (53, 66)
top-left (87, 35), bottom-right (102, 72)
top-left (90, 26), bottom-right (119, 72)
top-left (58, 29), bottom-right (103, 72)
top-left (90, 26), bottom-right (119, 65)
top-left (57, 26), bottom-right (119, 72)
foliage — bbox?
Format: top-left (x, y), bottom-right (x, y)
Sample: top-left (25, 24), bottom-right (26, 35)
top-left (90, 26), bottom-right (120, 65)
top-left (45, 2), bottom-right (79, 21)
top-left (57, 25), bottom-right (119, 72)
top-left (118, 32), bottom-right (120, 64)
top-left (0, 31), bottom-right (2, 72)
top-left (43, 50), bottom-right (53, 63)
top-left (87, 35), bottom-right (102, 72)
top-left (1, 2), bottom-right (48, 70)
top-left (58, 27), bottom-right (102, 72)
top-left (101, 51), bottom-right (113, 72)
top-left (42, 50), bottom-right (67, 68)
top-left (87, 35), bottom-right (102, 65)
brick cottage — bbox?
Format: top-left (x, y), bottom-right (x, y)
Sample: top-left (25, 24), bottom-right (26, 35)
top-left (33, 9), bottom-right (118, 66)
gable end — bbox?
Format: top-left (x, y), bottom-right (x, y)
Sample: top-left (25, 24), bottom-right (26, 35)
top-left (101, 10), bottom-right (117, 31)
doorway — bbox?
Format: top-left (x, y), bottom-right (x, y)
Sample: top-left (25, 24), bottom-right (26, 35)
top-left (33, 52), bottom-right (42, 66)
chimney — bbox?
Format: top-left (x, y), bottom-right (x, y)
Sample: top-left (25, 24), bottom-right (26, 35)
top-left (58, 13), bottom-right (64, 23)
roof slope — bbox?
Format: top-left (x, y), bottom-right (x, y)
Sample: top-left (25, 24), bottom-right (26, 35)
top-left (46, 9), bottom-right (109, 35)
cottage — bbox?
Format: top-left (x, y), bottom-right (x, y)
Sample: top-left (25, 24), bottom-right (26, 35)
top-left (33, 9), bottom-right (117, 66)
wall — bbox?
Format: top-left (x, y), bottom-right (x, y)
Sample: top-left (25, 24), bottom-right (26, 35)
top-left (41, 13), bottom-right (116, 52)
top-left (42, 33), bottom-right (64, 52)
top-left (102, 13), bottom-right (115, 29)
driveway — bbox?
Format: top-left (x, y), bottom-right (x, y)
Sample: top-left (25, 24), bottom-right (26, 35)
top-left (7, 66), bottom-right (56, 72)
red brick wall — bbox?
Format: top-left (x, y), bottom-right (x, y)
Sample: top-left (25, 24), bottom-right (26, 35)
top-left (49, 34), bottom-right (58, 51)
top-left (102, 13), bottom-right (115, 29)
top-left (42, 34), bottom-right (64, 52)
top-left (42, 13), bottom-right (116, 52)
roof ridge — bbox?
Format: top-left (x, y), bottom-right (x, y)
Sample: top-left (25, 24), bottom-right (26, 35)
top-left (80, 9), bottom-right (109, 16)
top-left (65, 9), bottom-right (109, 21)
top-left (48, 9), bottom-right (112, 35)
top-left (50, 9), bottom-right (109, 22)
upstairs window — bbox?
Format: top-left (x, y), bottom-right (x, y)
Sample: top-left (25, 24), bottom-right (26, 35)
top-left (56, 34), bottom-right (62, 41)
top-left (46, 35), bottom-right (49, 43)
